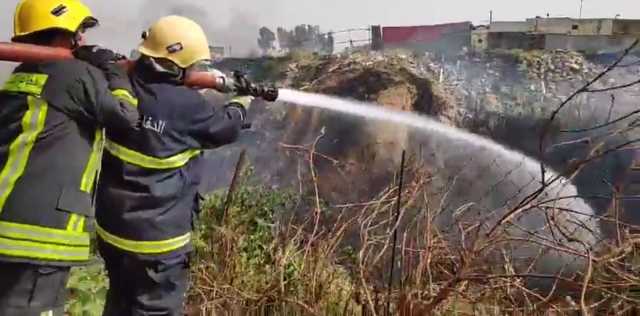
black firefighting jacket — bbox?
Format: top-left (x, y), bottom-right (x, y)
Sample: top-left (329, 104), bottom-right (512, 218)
top-left (0, 59), bottom-right (139, 266)
top-left (95, 60), bottom-right (246, 257)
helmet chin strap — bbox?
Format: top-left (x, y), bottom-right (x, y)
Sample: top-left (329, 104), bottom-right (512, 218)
top-left (71, 32), bottom-right (81, 49)
top-left (149, 57), bottom-right (184, 79)
top-left (138, 55), bottom-right (185, 84)
top-left (72, 20), bottom-right (97, 49)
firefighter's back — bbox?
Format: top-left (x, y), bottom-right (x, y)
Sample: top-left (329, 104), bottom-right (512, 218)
top-left (0, 59), bottom-right (111, 265)
top-left (96, 77), bottom-right (208, 257)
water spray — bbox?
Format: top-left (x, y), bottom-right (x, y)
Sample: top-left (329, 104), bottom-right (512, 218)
top-left (278, 88), bottom-right (604, 290)
top-left (278, 89), bottom-right (563, 185)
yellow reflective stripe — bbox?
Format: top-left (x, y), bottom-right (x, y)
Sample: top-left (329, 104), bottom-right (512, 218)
top-left (111, 89), bottom-right (139, 107)
top-left (229, 95), bottom-right (253, 108)
top-left (2, 73), bottom-right (48, 96)
top-left (66, 215), bottom-right (85, 232)
top-left (76, 217), bottom-right (86, 233)
top-left (66, 214), bottom-right (79, 231)
top-left (80, 129), bottom-right (104, 193)
top-left (0, 221), bottom-right (89, 246)
top-left (96, 224), bottom-right (191, 254)
top-left (0, 96), bottom-right (48, 212)
top-left (0, 236), bottom-right (89, 262)
top-left (104, 140), bottom-right (201, 170)
top-left (70, 129), bottom-right (104, 233)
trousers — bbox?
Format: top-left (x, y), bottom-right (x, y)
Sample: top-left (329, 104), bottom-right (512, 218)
top-left (0, 262), bottom-right (70, 316)
top-left (98, 239), bottom-right (190, 316)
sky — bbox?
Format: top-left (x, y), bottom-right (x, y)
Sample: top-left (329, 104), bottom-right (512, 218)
top-left (0, 0), bottom-right (639, 57)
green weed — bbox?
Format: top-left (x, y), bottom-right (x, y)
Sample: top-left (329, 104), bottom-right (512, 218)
top-left (66, 263), bottom-right (108, 316)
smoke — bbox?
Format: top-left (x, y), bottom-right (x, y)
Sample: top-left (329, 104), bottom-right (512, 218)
top-left (133, 1), bottom-right (261, 58)
top-left (0, 0), bottom-right (262, 59)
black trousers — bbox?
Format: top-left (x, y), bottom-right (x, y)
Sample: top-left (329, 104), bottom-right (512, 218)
top-left (98, 239), bottom-right (190, 316)
top-left (0, 262), bottom-right (70, 316)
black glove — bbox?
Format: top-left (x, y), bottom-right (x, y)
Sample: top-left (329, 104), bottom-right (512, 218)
top-left (74, 45), bottom-right (132, 92)
top-left (231, 71), bottom-right (279, 102)
top-left (232, 71), bottom-right (253, 96)
top-left (255, 85), bottom-right (279, 102)
top-left (73, 45), bottom-right (126, 70)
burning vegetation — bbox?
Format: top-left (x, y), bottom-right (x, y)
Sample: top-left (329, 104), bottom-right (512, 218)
top-left (169, 46), bottom-right (640, 315)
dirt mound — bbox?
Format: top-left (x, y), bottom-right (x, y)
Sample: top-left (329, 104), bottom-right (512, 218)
top-left (279, 52), bottom-right (454, 202)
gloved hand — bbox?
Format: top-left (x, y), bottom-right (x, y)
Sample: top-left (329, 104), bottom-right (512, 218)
top-left (232, 71), bottom-right (254, 96)
top-left (74, 45), bottom-right (132, 92)
top-left (73, 45), bottom-right (126, 70)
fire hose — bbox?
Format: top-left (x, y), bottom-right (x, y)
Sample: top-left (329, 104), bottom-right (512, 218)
top-left (0, 42), bottom-right (279, 102)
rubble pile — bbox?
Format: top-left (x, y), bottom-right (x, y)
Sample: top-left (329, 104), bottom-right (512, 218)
top-left (516, 49), bottom-right (600, 81)
top-left (422, 49), bottom-right (622, 129)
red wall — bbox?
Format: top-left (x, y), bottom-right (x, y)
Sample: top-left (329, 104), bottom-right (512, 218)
top-left (382, 22), bottom-right (471, 45)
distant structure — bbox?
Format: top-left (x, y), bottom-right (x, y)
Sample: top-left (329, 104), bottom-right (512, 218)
top-left (209, 46), bottom-right (226, 61)
top-left (373, 22), bottom-right (472, 55)
top-left (370, 17), bottom-right (640, 56)
top-left (472, 17), bottom-right (640, 54)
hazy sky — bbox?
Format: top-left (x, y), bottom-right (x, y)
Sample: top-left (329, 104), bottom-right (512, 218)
top-left (1, 0), bottom-right (639, 55)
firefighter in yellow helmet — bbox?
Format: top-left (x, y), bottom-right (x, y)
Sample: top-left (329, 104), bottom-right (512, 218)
top-left (94, 15), bottom-right (255, 315)
top-left (0, 0), bottom-right (139, 315)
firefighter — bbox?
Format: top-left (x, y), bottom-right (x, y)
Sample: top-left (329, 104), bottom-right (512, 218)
top-left (94, 15), bottom-right (253, 315)
top-left (0, 0), bottom-right (140, 315)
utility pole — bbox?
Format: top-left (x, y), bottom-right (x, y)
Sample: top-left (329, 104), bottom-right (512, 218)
top-left (579, 0), bottom-right (584, 19)
top-left (489, 10), bottom-right (493, 24)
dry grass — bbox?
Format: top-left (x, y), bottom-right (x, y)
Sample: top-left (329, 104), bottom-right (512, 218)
top-left (185, 150), bottom-right (640, 316)
top-left (190, 46), bottom-right (640, 313)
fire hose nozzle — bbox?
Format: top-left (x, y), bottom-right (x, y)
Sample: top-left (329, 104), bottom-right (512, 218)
top-left (232, 70), bottom-right (279, 102)
top-left (254, 85), bottom-right (279, 102)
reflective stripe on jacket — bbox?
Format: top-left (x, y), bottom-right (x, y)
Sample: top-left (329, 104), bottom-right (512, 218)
top-left (95, 63), bottom-right (245, 257)
top-left (0, 59), bottom-right (138, 266)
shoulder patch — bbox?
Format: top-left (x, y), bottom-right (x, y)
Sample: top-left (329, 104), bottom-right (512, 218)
top-left (2, 73), bottom-right (49, 96)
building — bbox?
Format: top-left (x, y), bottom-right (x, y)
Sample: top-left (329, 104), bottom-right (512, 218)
top-left (472, 23), bottom-right (544, 52)
top-left (530, 18), bottom-right (640, 54)
top-left (472, 17), bottom-right (640, 54)
top-left (471, 25), bottom-right (489, 52)
top-left (209, 46), bottom-right (226, 62)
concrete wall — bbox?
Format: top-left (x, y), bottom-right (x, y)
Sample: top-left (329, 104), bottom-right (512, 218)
top-left (528, 18), bottom-right (614, 36)
top-left (613, 20), bottom-right (640, 35)
top-left (371, 25), bottom-right (383, 51)
top-left (544, 34), bottom-right (639, 54)
top-left (486, 32), bottom-right (544, 50)
top-left (572, 19), bottom-right (614, 36)
top-left (471, 29), bottom-right (489, 51)
top-left (490, 21), bottom-right (530, 33)
top-left (472, 18), bottom-right (640, 53)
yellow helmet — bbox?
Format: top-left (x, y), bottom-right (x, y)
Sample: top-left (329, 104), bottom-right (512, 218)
top-left (13, 0), bottom-right (98, 41)
top-left (138, 15), bottom-right (211, 69)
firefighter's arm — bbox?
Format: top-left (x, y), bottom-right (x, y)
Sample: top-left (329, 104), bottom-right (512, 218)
top-left (73, 46), bottom-right (140, 131)
top-left (188, 96), bottom-right (252, 148)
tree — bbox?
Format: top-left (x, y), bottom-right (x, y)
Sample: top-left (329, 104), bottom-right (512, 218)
top-left (277, 27), bottom-right (293, 50)
top-left (257, 27), bottom-right (276, 55)
top-left (269, 24), bottom-right (334, 55)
